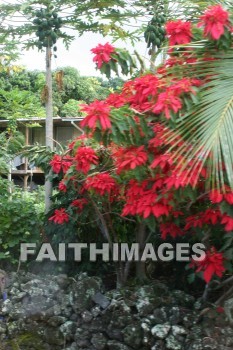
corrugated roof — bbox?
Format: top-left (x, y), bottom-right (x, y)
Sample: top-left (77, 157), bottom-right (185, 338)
top-left (0, 116), bottom-right (83, 123)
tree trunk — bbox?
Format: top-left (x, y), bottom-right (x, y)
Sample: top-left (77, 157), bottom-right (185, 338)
top-left (45, 45), bottom-right (53, 213)
top-left (150, 44), bottom-right (157, 72)
top-left (136, 222), bottom-right (148, 282)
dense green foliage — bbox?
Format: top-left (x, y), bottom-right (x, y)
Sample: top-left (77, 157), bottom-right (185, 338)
top-left (0, 188), bottom-right (44, 266)
top-left (0, 66), bottom-right (123, 119)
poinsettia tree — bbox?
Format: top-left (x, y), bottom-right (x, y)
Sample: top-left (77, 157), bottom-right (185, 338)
top-left (46, 3), bottom-right (233, 296)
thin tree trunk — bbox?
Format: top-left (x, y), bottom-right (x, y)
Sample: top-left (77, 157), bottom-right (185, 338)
top-left (136, 222), bottom-right (148, 282)
top-left (45, 45), bottom-right (53, 213)
top-left (150, 44), bottom-right (157, 72)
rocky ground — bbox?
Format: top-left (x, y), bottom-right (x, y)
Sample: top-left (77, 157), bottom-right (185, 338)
top-left (0, 272), bottom-right (232, 350)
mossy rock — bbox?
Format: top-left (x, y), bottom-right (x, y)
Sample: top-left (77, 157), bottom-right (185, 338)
top-left (6, 333), bottom-right (47, 350)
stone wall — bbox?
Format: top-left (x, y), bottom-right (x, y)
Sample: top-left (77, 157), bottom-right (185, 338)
top-left (0, 272), bottom-right (232, 350)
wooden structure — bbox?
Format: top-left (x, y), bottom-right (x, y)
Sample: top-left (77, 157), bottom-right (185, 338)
top-left (0, 116), bottom-right (83, 190)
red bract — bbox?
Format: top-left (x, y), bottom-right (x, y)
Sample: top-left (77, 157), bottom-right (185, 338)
top-left (160, 222), bottom-right (184, 240)
top-left (49, 208), bottom-right (69, 224)
top-left (150, 153), bottom-right (173, 171)
top-left (113, 146), bottom-right (148, 174)
top-left (198, 5), bottom-right (230, 40)
top-left (71, 198), bottom-right (88, 212)
top-left (129, 74), bottom-right (160, 111)
top-left (137, 195), bottom-right (172, 219)
top-left (165, 20), bottom-right (192, 45)
top-left (121, 180), bottom-right (149, 216)
top-left (185, 209), bottom-right (222, 230)
top-left (184, 208), bottom-right (222, 230)
top-left (74, 146), bottom-right (98, 174)
top-left (209, 189), bottom-right (224, 203)
top-left (152, 88), bottom-right (182, 119)
top-left (122, 185), bottom-right (172, 219)
top-left (106, 93), bottom-right (126, 108)
top-left (85, 173), bottom-right (119, 196)
top-left (191, 247), bottom-right (225, 283)
top-left (80, 100), bottom-right (111, 130)
top-left (172, 78), bottom-right (200, 95)
top-left (91, 42), bottom-right (116, 68)
top-left (202, 209), bottom-right (222, 225)
top-left (221, 214), bottom-right (233, 231)
top-left (58, 180), bottom-right (67, 192)
top-left (50, 154), bottom-right (62, 174)
top-left (50, 155), bottom-right (73, 174)
top-left (224, 192), bottom-right (233, 205)
top-left (209, 188), bottom-right (233, 204)
top-left (62, 156), bottom-right (73, 173)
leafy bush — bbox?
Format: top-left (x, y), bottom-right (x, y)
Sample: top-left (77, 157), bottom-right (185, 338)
top-left (0, 188), bottom-right (44, 266)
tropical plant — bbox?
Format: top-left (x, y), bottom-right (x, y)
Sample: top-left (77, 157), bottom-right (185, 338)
top-left (43, 3), bottom-right (233, 297)
top-left (43, 4), bottom-right (233, 303)
top-left (0, 189), bottom-right (44, 267)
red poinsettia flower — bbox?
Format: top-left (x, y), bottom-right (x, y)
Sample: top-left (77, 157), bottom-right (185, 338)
top-left (113, 146), bottom-right (148, 174)
top-left (121, 180), bottom-right (149, 216)
top-left (71, 198), bottom-right (88, 212)
top-left (74, 146), bottom-right (98, 174)
top-left (171, 78), bottom-right (201, 95)
top-left (80, 100), bottom-right (111, 130)
top-left (209, 187), bottom-right (233, 204)
top-left (209, 189), bottom-right (224, 203)
top-left (58, 180), bottom-right (67, 192)
top-left (85, 173), bottom-right (119, 196)
top-left (129, 74), bottom-right (160, 111)
top-left (50, 155), bottom-right (73, 174)
top-left (50, 154), bottom-right (62, 173)
top-left (185, 209), bottom-right (222, 230)
top-left (165, 20), bottom-right (192, 46)
top-left (198, 5), bottom-right (230, 40)
top-left (150, 153), bottom-right (173, 171)
top-left (191, 247), bottom-right (225, 283)
top-left (152, 88), bottom-right (183, 119)
top-left (91, 42), bottom-right (116, 68)
top-left (61, 156), bottom-right (73, 173)
top-left (106, 93), bottom-right (126, 108)
top-left (160, 223), bottom-right (184, 240)
top-left (224, 192), bottom-right (233, 205)
top-left (49, 208), bottom-right (69, 224)
top-left (136, 192), bottom-right (172, 219)
top-left (221, 214), bottom-right (233, 231)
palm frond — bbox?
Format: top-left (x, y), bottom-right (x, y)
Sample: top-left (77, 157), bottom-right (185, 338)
top-left (166, 51), bottom-right (233, 189)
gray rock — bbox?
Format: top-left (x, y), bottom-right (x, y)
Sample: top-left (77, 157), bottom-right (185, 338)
top-left (151, 341), bottom-right (166, 350)
top-left (92, 291), bottom-right (110, 309)
top-left (165, 334), bottom-right (183, 350)
top-left (186, 340), bottom-right (203, 350)
top-left (153, 308), bottom-right (168, 324)
top-left (107, 340), bottom-right (133, 350)
top-left (122, 324), bottom-right (142, 348)
top-left (47, 316), bottom-right (67, 327)
top-left (71, 276), bottom-right (102, 313)
top-left (59, 321), bottom-right (76, 340)
top-left (106, 328), bottom-right (123, 342)
top-left (172, 325), bottom-right (187, 336)
top-left (0, 272), bottom-right (232, 350)
top-left (1, 299), bottom-right (13, 315)
top-left (91, 332), bottom-right (108, 349)
top-left (151, 324), bottom-right (171, 339)
top-left (44, 327), bottom-right (64, 345)
top-left (81, 310), bottom-right (93, 323)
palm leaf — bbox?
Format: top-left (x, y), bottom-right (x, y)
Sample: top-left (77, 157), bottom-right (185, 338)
top-left (166, 51), bottom-right (233, 189)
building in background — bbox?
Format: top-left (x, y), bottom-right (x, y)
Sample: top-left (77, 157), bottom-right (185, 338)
top-left (0, 117), bottom-right (83, 189)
